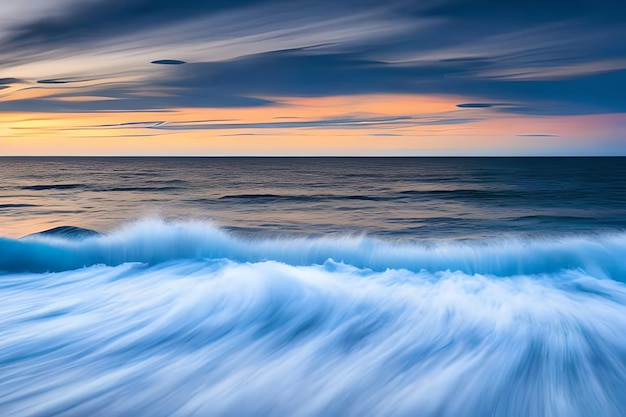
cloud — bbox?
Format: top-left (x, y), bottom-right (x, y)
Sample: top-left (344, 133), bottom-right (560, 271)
top-left (2, 0), bottom-right (265, 51)
top-left (1, 0), bottom-right (625, 117)
top-left (91, 114), bottom-right (481, 132)
top-left (0, 78), bottom-right (22, 85)
top-left (37, 78), bottom-right (87, 84)
top-left (0, 82), bottom-right (274, 112)
top-left (2, 47), bottom-right (625, 115)
top-left (151, 60), bottom-right (187, 65)
top-left (156, 50), bottom-right (423, 97)
top-left (456, 103), bottom-right (495, 108)
top-left (516, 134), bottom-right (560, 137)
top-left (1, 43), bottom-right (625, 117)
top-left (421, 0), bottom-right (626, 24)
top-left (154, 49), bottom-right (626, 115)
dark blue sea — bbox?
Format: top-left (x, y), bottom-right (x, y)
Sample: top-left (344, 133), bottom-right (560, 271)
top-left (1, 157), bottom-right (626, 417)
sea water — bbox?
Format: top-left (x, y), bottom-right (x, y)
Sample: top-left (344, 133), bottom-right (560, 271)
top-left (1, 157), bottom-right (626, 416)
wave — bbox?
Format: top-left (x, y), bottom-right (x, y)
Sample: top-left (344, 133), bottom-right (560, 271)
top-left (1, 219), bottom-right (625, 279)
top-left (217, 193), bottom-right (391, 202)
top-left (18, 184), bottom-right (183, 193)
top-left (2, 220), bottom-right (626, 416)
top-left (1, 251), bottom-right (626, 416)
top-left (21, 184), bottom-right (84, 191)
top-left (100, 186), bottom-right (183, 192)
top-left (214, 190), bottom-right (525, 203)
top-left (0, 204), bottom-right (38, 209)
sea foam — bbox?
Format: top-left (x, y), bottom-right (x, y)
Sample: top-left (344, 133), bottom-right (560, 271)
top-left (1, 220), bottom-right (626, 416)
top-left (1, 219), bottom-right (626, 279)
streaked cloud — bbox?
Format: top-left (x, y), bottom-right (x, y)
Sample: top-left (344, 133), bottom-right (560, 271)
top-left (96, 115), bottom-right (482, 131)
top-left (517, 134), bottom-right (560, 138)
top-left (0, 0), bottom-right (624, 154)
top-left (0, 77), bottom-right (21, 84)
top-left (457, 103), bottom-right (496, 109)
top-left (37, 78), bottom-right (87, 84)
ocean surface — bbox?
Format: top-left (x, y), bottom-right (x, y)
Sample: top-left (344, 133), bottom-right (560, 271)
top-left (1, 157), bottom-right (626, 416)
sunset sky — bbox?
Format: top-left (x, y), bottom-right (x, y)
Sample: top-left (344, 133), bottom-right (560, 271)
top-left (1, 0), bottom-right (625, 155)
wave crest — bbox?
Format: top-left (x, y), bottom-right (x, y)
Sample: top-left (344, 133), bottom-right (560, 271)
top-left (1, 219), bottom-right (625, 279)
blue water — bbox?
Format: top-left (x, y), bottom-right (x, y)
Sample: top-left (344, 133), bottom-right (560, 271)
top-left (1, 157), bottom-right (626, 416)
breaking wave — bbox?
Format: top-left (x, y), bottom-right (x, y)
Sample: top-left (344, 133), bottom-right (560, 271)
top-left (1, 220), bottom-right (626, 416)
top-left (1, 219), bottom-right (626, 278)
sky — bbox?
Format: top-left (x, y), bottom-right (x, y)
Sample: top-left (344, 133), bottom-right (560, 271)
top-left (0, 0), bottom-right (625, 155)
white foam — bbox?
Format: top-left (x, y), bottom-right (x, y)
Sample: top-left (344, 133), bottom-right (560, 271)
top-left (1, 257), bottom-right (626, 416)
top-left (2, 219), bottom-right (625, 281)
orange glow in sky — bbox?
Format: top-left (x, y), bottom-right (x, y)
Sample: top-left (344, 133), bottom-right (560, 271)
top-left (2, 92), bottom-right (623, 155)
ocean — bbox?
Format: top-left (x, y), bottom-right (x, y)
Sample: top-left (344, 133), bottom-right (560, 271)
top-left (1, 157), bottom-right (626, 416)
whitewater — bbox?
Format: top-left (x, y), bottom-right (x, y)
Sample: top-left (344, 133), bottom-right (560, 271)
top-left (2, 220), bottom-right (626, 417)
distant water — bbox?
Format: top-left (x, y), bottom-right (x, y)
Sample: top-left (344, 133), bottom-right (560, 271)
top-left (1, 157), bottom-right (626, 417)
top-left (1, 157), bottom-right (626, 239)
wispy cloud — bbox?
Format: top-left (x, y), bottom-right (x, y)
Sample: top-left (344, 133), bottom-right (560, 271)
top-left (93, 114), bottom-right (482, 131)
top-left (0, 0), bottom-right (625, 154)
top-left (516, 134), bottom-right (560, 137)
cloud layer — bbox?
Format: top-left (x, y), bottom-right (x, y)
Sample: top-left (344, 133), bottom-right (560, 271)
top-left (0, 0), bottom-right (625, 154)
